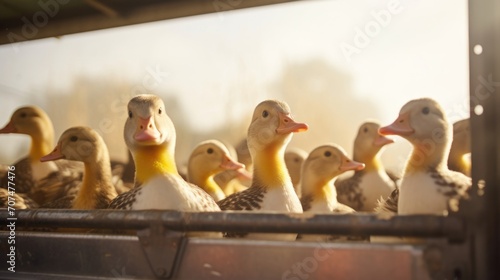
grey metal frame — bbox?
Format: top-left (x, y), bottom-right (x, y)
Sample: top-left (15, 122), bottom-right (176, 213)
top-left (0, 0), bottom-right (499, 278)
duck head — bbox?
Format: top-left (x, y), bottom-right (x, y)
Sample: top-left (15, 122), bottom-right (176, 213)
top-left (247, 100), bottom-right (308, 156)
top-left (353, 121), bottom-right (393, 165)
top-left (301, 144), bottom-right (364, 195)
top-left (124, 94), bottom-right (176, 154)
top-left (0, 106), bottom-right (55, 160)
top-left (379, 98), bottom-right (452, 170)
top-left (41, 126), bottom-right (108, 164)
top-left (188, 139), bottom-right (245, 182)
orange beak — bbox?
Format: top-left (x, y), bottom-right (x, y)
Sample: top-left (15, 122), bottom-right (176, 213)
top-left (134, 116), bottom-right (161, 142)
top-left (40, 144), bottom-right (65, 162)
top-left (0, 121), bottom-right (16, 134)
top-left (339, 157), bottom-right (365, 172)
top-left (220, 154), bottom-right (245, 171)
top-left (373, 134), bottom-right (394, 147)
top-left (276, 113), bottom-right (309, 134)
top-left (379, 112), bottom-right (414, 136)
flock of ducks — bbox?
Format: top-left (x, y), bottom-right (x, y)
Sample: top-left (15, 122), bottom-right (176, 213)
top-left (0, 94), bottom-right (472, 241)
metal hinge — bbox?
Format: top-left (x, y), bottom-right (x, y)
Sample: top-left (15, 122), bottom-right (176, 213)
top-left (137, 224), bottom-right (185, 279)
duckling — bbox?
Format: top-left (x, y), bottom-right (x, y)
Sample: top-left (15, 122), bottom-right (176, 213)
top-left (39, 127), bottom-right (118, 209)
top-left (0, 189), bottom-right (38, 209)
top-left (0, 106), bottom-right (61, 194)
top-left (285, 147), bottom-right (308, 197)
top-left (378, 98), bottom-right (471, 215)
top-left (448, 118), bottom-right (471, 176)
top-left (299, 144), bottom-right (364, 241)
top-left (187, 140), bottom-right (246, 201)
top-left (108, 94), bottom-right (220, 214)
top-left (300, 144), bottom-right (364, 214)
top-left (335, 121), bottom-right (397, 212)
top-left (217, 100), bottom-right (308, 240)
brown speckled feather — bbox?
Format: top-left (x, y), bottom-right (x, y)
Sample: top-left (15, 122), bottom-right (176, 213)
top-left (188, 182), bottom-right (221, 211)
top-left (39, 195), bottom-right (76, 209)
top-left (428, 167), bottom-right (471, 212)
top-left (375, 187), bottom-right (399, 214)
top-left (30, 171), bottom-right (82, 205)
top-left (0, 189), bottom-right (38, 209)
top-left (217, 185), bottom-right (267, 238)
top-left (217, 185), bottom-right (267, 211)
top-left (0, 158), bottom-right (33, 193)
top-left (40, 191), bottom-right (113, 209)
top-left (335, 171), bottom-right (365, 211)
top-left (108, 186), bottom-right (142, 210)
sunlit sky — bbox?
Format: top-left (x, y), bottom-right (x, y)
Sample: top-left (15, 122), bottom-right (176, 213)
top-left (0, 0), bottom-right (469, 165)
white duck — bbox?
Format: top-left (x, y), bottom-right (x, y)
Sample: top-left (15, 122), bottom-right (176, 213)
top-left (108, 94), bottom-right (221, 215)
top-left (378, 98), bottom-right (471, 215)
top-left (335, 121), bottom-right (397, 212)
top-left (217, 100), bottom-right (308, 241)
top-left (187, 140), bottom-right (246, 201)
top-left (40, 127), bottom-right (118, 209)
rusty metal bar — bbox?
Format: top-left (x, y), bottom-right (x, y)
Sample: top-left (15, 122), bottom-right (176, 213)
top-left (0, 210), bottom-right (466, 241)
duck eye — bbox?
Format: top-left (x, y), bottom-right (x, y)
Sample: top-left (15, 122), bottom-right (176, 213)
top-left (158, 108), bottom-right (162, 114)
top-left (422, 107), bottom-right (430, 115)
top-left (363, 127), bottom-right (368, 133)
top-left (20, 112), bottom-right (27, 118)
top-left (324, 151), bottom-right (331, 157)
top-left (70, 136), bottom-right (78, 142)
top-left (128, 111), bottom-right (133, 118)
top-left (207, 148), bottom-right (214, 154)
top-left (262, 110), bottom-right (269, 118)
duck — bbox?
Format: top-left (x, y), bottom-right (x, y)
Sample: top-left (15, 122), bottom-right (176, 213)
top-left (448, 118), bottom-right (471, 177)
top-left (335, 121), bottom-right (397, 212)
top-left (284, 147), bottom-right (308, 197)
top-left (299, 144), bottom-right (365, 241)
top-left (187, 139), bottom-right (246, 201)
top-left (108, 94), bottom-right (221, 215)
top-left (39, 127), bottom-right (118, 209)
top-left (0, 106), bottom-right (63, 194)
top-left (217, 100), bottom-right (308, 240)
top-left (0, 188), bottom-right (38, 209)
top-left (377, 98), bottom-right (471, 215)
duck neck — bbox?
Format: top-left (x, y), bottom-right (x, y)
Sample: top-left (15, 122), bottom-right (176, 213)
top-left (199, 176), bottom-right (223, 194)
top-left (133, 145), bottom-right (178, 184)
top-left (319, 182), bottom-right (337, 203)
top-left (301, 170), bottom-right (337, 202)
top-left (355, 152), bottom-right (383, 173)
top-left (73, 157), bottom-right (116, 209)
top-left (253, 144), bottom-right (290, 189)
top-left (405, 140), bottom-right (449, 173)
top-left (29, 131), bottom-right (54, 162)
